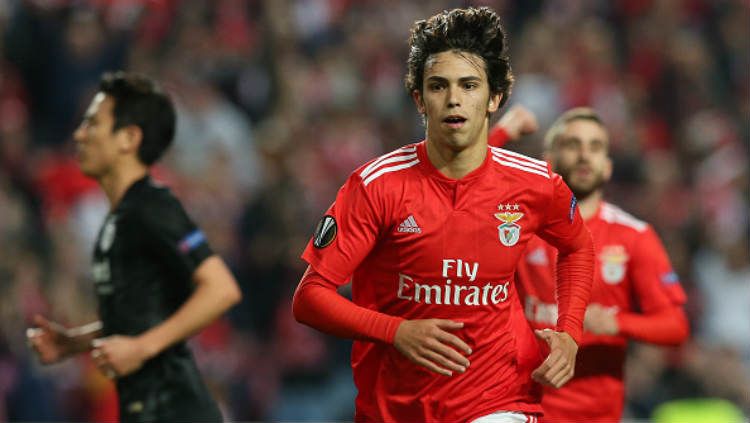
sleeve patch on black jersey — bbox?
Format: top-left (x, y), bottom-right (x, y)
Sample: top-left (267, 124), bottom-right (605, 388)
top-left (313, 215), bottom-right (337, 248)
top-left (178, 229), bottom-right (206, 253)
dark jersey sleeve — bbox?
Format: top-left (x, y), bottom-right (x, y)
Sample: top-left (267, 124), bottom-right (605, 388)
top-left (135, 190), bottom-right (214, 279)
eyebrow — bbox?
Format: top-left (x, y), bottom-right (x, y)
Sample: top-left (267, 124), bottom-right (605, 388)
top-left (559, 136), bottom-right (608, 147)
top-left (425, 76), bottom-right (483, 83)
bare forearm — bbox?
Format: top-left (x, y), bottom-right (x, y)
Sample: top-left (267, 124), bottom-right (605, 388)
top-left (137, 256), bottom-right (241, 358)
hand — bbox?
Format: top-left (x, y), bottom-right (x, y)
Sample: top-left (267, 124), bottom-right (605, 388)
top-left (532, 329), bottom-right (578, 388)
top-left (393, 319), bottom-right (472, 376)
top-left (584, 304), bottom-right (619, 335)
top-left (496, 104), bottom-right (539, 140)
top-left (90, 336), bottom-right (152, 379)
top-left (27, 314), bottom-right (74, 364)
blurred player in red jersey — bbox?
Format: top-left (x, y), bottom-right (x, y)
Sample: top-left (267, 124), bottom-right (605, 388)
top-left (489, 104), bottom-right (539, 145)
top-left (293, 7), bottom-right (595, 423)
top-left (490, 107), bottom-right (689, 422)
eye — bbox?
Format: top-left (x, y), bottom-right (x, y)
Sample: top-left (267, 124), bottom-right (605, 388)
top-left (559, 138), bottom-right (579, 150)
top-left (589, 141), bottom-right (605, 153)
top-left (429, 82), bottom-right (445, 91)
top-left (463, 82), bottom-right (478, 90)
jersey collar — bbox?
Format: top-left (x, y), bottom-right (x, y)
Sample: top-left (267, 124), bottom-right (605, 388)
top-left (116, 174), bottom-right (152, 211)
top-left (416, 140), bottom-right (493, 183)
top-left (586, 200), bottom-right (606, 224)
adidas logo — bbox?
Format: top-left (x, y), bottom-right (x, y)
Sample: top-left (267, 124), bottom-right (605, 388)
top-left (398, 215), bottom-right (422, 233)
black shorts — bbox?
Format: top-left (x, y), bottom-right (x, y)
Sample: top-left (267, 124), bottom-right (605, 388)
top-left (118, 384), bottom-right (223, 422)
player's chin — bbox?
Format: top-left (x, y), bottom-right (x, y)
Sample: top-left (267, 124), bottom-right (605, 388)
top-left (569, 179), bottom-right (597, 196)
top-left (78, 163), bottom-right (100, 178)
top-left (443, 134), bottom-right (476, 150)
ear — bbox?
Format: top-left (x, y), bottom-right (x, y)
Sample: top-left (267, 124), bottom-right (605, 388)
top-left (412, 89), bottom-right (425, 114)
top-left (488, 93), bottom-right (502, 113)
top-left (117, 125), bottom-right (143, 156)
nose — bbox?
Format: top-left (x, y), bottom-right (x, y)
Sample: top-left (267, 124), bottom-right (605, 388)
top-left (73, 124), bottom-right (86, 143)
top-left (570, 141), bottom-right (591, 161)
top-left (579, 144), bottom-right (597, 162)
top-left (447, 86), bottom-right (460, 108)
top-left (576, 151), bottom-right (591, 165)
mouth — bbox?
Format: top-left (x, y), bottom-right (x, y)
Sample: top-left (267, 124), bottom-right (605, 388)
top-left (574, 166), bottom-right (592, 177)
top-left (442, 115), bottom-right (467, 129)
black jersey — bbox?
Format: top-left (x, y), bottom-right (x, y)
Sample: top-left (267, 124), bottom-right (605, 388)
top-left (92, 175), bottom-right (222, 422)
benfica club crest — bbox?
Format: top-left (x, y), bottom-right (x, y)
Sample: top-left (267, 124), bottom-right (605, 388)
top-left (600, 245), bottom-right (629, 284)
top-left (495, 203), bottom-right (524, 247)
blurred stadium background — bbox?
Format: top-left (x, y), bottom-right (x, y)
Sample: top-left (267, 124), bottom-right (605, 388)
top-left (0, 0), bottom-right (747, 421)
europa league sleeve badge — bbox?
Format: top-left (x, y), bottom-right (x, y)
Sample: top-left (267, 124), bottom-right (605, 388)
top-left (313, 215), bottom-right (337, 248)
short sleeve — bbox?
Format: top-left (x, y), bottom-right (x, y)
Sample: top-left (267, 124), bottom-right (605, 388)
top-left (302, 172), bottom-right (384, 285)
top-left (630, 226), bottom-right (687, 311)
top-left (536, 172), bottom-right (589, 253)
top-left (136, 192), bottom-right (214, 277)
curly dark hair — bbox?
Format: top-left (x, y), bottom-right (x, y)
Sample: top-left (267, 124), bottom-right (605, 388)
top-left (405, 7), bottom-right (514, 108)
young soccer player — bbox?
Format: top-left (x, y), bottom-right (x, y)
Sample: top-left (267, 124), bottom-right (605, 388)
top-left (293, 8), bottom-right (595, 423)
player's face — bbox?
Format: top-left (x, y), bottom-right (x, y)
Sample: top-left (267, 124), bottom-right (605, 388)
top-left (548, 119), bottom-right (612, 199)
top-left (412, 50), bottom-right (500, 151)
top-left (73, 93), bottom-right (122, 178)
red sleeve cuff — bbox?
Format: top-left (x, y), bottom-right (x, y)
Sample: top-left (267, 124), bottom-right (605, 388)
top-left (556, 321), bottom-right (583, 345)
top-left (554, 237), bottom-right (595, 347)
top-left (488, 126), bottom-right (511, 148)
top-left (382, 316), bottom-right (404, 344)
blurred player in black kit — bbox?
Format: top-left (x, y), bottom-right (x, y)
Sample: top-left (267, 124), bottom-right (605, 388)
top-left (27, 71), bottom-right (242, 422)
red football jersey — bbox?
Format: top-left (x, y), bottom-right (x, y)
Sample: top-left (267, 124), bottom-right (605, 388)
top-left (301, 141), bottom-right (593, 422)
top-left (516, 202), bottom-right (687, 422)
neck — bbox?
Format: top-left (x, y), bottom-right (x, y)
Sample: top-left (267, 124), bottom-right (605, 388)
top-left (425, 125), bottom-right (488, 180)
top-left (577, 189), bottom-right (603, 220)
top-left (98, 163), bottom-right (148, 209)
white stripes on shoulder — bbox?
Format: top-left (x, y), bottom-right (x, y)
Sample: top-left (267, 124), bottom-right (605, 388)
top-left (489, 147), bottom-right (550, 179)
top-left (600, 203), bottom-right (648, 232)
top-left (360, 146), bottom-right (420, 186)
top-left (470, 411), bottom-right (538, 423)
